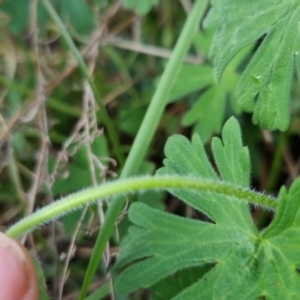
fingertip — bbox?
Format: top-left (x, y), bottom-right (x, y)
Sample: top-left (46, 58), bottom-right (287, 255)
top-left (0, 232), bottom-right (38, 300)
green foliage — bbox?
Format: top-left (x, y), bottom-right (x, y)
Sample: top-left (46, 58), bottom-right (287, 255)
top-left (3, 0), bottom-right (300, 298)
top-left (150, 265), bottom-right (213, 300)
top-left (123, 0), bottom-right (159, 14)
top-left (51, 136), bottom-right (108, 195)
top-left (169, 30), bottom-right (253, 143)
top-left (115, 117), bottom-right (300, 298)
top-left (31, 255), bottom-right (50, 300)
top-left (204, 0), bottom-right (300, 131)
top-left (0, 0), bottom-right (30, 35)
top-left (0, 0), bottom-right (98, 35)
top-left (79, 1), bottom-right (209, 298)
top-left (49, 135), bottom-right (108, 235)
top-left (84, 282), bottom-right (111, 300)
top-left (60, 0), bottom-right (95, 35)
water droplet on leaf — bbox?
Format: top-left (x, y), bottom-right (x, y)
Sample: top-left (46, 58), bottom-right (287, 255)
top-left (252, 75), bottom-right (262, 84)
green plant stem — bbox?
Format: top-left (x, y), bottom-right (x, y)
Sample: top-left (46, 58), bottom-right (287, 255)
top-left (80, 1), bottom-right (208, 298)
top-left (85, 282), bottom-right (110, 300)
top-left (7, 140), bottom-right (26, 205)
top-left (6, 175), bottom-right (277, 239)
top-left (256, 132), bottom-right (286, 229)
top-left (40, 0), bottom-right (124, 166)
top-left (120, 3), bottom-right (207, 177)
top-left (266, 132), bottom-right (286, 191)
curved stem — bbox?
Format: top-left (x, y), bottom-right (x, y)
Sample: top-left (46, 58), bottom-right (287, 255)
top-left (6, 175), bottom-right (277, 239)
top-left (80, 0), bottom-right (210, 298)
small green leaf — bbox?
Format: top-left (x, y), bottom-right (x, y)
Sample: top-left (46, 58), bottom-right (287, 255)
top-left (168, 65), bottom-right (214, 102)
top-left (123, 0), bottom-right (159, 15)
top-left (0, 0), bottom-right (95, 36)
top-left (60, 0), bottom-right (95, 35)
top-left (119, 107), bottom-right (146, 137)
top-left (204, 0), bottom-right (300, 130)
top-left (51, 163), bottom-right (92, 195)
top-left (182, 86), bottom-right (225, 144)
top-left (0, 0), bottom-right (30, 35)
top-left (51, 136), bottom-right (108, 196)
top-left (212, 117), bottom-right (250, 187)
top-left (84, 282), bottom-right (111, 300)
top-left (170, 31), bottom-right (251, 144)
top-left (62, 208), bottom-right (93, 235)
top-left (193, 29), bottom-right (215, 57)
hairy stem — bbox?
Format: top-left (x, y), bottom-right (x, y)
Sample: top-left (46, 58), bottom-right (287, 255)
top-left (80, 1), bottom-right (206, 297)
top-left (7, 175), bottom-right (277, 239)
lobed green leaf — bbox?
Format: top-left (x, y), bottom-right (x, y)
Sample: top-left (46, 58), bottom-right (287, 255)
top-left (204, 0), bottom-right (300, 130)
top-left (115, 117), bottom-right (300, 298)
top-left (170, 30), bottom-right (252, 144)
